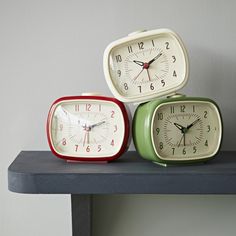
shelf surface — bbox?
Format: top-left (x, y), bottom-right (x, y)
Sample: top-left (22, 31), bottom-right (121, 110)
top-left (8, 151), bottom-right (236, 194)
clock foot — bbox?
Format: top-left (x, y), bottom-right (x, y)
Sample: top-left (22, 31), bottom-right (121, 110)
top-left (152, 161), bottom-right (168, 167)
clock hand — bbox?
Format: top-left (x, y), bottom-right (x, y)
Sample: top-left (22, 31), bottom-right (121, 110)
top-left (90, 121), bottom-right (106, 129)
top-left (187, 118), bottom-right (200, 130)
top-left (83, 131), bottom-right (87, 147)
top-left (178, 133), bottom-right (184, 147)
top-left (148, 52), bottom-right (162, 65)
top-left (146, 69), bottom-right (151, 81)
top-left (178, 132), bottom-right (186, 147)
top-left (133, 68), bottom-right (144, 81)
top-left (87, 130), bottom-right (90, 145)
top-left (174, 122), bottom-right (185, 131)
top-left (133, 60), bottom-right (144, 67)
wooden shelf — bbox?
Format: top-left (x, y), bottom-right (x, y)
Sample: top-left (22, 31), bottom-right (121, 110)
top-left (8, 151), bottom-right (236, 194)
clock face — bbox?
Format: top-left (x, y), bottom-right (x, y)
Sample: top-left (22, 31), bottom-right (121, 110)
top-left (151, 100), bottom-right (222, 161)
top-left (104, 29), bottom-right (188, 102)
top-left (47, 97), bottom-right (129, 160)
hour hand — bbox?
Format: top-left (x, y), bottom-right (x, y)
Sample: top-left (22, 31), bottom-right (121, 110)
top-left (174, 122), bottom-right (185, 131)
top-left (133, 60), bottom-right (144, 67)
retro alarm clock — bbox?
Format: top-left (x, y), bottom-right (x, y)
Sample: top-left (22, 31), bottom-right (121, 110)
top-left (103, 28), bottom-right (189, 103)
top-left (133, 94), bottom-right (223, 165)
top-left (46, 94), bottom-right (130, 162)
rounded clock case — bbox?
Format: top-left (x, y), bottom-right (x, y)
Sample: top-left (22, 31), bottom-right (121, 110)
top-left (47, 95), bottom-right (131, 162)
top-left (132, 96), bottom-right (223, 165)
top-left (103, 28), bottom-right (189, 103)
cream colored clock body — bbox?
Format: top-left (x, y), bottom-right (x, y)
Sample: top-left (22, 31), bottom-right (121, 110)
top-left (104, 29), bottom-right (189, 103)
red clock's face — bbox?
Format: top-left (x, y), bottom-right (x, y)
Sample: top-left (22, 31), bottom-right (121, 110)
top-left (47, 96), bottom-right (129, 161)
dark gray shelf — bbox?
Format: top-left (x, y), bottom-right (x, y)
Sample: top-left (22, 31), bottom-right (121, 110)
top-left (8, 151), bottom-right (236, 194)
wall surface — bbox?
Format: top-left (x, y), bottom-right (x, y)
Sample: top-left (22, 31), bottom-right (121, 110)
top-left (1, 0), bottom-right (236, 235)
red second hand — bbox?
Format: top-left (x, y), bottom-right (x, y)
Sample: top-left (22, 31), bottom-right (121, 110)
top-left (83, 132), bottom-right (87, 147)
top-left (133, 68), bottom-right (144, 81)
top-left (146, 69), bottom-right (151, 81)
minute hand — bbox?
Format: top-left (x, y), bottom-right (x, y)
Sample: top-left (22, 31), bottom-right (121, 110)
top-left (90, 121), bottom-right (106, 129)
top-left (187, 118), bottom-right (200, 130)
top-left (148, 52), bottom-right (162, 65)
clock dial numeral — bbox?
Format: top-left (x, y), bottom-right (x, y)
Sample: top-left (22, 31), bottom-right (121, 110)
top-left (86, 104), bottom-right (91, 111)
top-left (117, 70), bottom-right (121, 77)
top-left (75, 104), bottom-right (79, 112)
top-left (111, 139), bottom-right (114, 146)
top-left (98, 145), bottom-right (101, 152)
top-left (180, 105), bottom-right (185, 113)
top-left (138, 86), bottom-right (142, 93)
top-left (138, 42), bottom-right (144, 50)
top-left (128, 46), bottom-right (133, 53)
top-left (124, 83), bottom-right (128, 90)
top-left (161, 79), bottom-right (165, 87)
top-left (172, 147), bottom-right (175, 155)
top-left (111, 110), bottom-right (115, 118)
top-left (159, 142), bottom-right (163, 149)
top-left (152, 40), bottom-right (155, 47)
top-left (116, 55), bottom-right (122, 63)
top-left (86, 146), bottom-right (90, 152)
top-left (165, 42), bottom-right (170, 50)
top-left (62, 138), bottom-right (66, 146)
top-left (150, 83), bottom-right (154, 90)
top-left (172, 56), bottom-right (176, 63)
top-left (75, 144), bottom-right (79, 152)
top-left (207, 125), bottom-right (210, 132)
top-left (157, 113), bottom-right (163, 120)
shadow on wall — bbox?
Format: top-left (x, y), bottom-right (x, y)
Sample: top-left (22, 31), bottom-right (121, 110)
top-left (184, 45), bottom-right (236, 150)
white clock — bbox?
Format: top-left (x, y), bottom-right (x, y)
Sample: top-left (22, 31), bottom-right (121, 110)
top-left (103, 29), bottom-right (189, 103)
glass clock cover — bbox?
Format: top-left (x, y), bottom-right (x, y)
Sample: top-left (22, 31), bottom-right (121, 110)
top-left (103, 29), bottom-right (189, 103)
top-left (133, 96), bottom-right (222, 164)
top-left (47, 95), bottom-right (130, 162)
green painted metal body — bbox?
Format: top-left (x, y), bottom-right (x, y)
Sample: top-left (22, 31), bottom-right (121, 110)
top-left (132, 96), bottom-right (223, 165)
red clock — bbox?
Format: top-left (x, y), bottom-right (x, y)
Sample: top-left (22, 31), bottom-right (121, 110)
top-left (46, 94), bottom-right (130, 162)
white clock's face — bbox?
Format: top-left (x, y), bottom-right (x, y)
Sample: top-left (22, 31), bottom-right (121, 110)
top-left (49, 99), bottom-right (126, 158)
top-left (108, 32), bottom-right (187, 101)
top-left (152, 101), bottom-right (222, 160)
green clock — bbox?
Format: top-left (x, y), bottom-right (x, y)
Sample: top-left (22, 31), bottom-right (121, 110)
top-left (133, 94), bottom-right (223, 165)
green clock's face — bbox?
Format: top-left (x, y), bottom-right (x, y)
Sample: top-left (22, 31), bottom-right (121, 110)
top-left (151, 100), bottom-right (222, 161)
